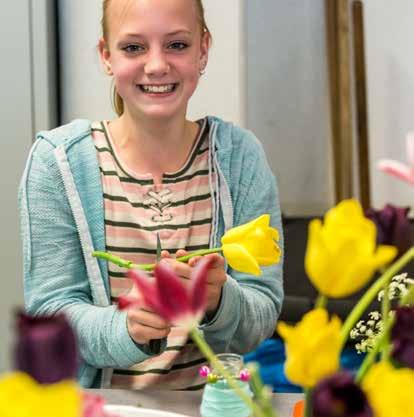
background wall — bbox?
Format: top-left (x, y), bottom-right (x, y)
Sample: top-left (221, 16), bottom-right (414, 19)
top-left (363, 0), bottom-right (414, 211)
top-left (0, 2), bottom-right (32, 372)
top-left (247, 0), bottom-right (334, 216)
top-left (0, 0), bottom-right (57, 372)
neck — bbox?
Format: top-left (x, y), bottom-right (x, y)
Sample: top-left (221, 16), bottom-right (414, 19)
top-left (108, 110), bottom-right (199, 184)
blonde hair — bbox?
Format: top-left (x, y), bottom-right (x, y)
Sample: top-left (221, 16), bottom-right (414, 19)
top-left (101, 0), bottom-right (210, 116)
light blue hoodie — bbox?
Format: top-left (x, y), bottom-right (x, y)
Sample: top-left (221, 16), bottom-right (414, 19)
top-left (18, 116), bottom-right (284, 388)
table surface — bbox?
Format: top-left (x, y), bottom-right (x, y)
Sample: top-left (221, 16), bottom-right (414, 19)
top-left (89, 388), bottom-right (303, 417)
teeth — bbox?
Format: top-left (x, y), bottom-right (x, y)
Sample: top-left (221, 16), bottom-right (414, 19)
top-left (141, 84), bottom-right (175, 93)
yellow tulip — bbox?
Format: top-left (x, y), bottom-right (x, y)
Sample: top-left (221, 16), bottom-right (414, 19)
top-left (362, 362), bottom-right (414, 417)
top-left (277, 308), bottom-right (342, 388)
top-left (221, 214), bottom-right (281, 275)
top-left (0, 372), bottom-right (81, 417)
top-left (305, 199), bottom-right (397, 298)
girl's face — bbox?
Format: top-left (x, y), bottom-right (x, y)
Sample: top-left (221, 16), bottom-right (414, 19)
top-left (100, 0), bottom-right (210, 121)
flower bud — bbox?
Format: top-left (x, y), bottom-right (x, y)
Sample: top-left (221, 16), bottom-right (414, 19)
top-left (14, 311), bottom-right (78, 384)
top-left (312, 372), bottom-right (374, 417)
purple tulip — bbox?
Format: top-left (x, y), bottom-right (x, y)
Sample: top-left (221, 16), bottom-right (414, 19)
top-left (365, 204), bottom-right (412, 257)
top-left (312, 372), bottom-right (374, 417)
top-left (14, 311), bottom-right (78, 384)
top-left (391, 306), bottom-right (414, 368)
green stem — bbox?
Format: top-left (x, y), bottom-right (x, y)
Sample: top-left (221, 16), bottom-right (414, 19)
top-left (381, 284), bottom-right (390, 361)
top-left (315, 294), bottom-right (327, 309)
top-left (190, 329), bottom-right (276, 417)
top-left (340, 247), bottom-right (414, 348)
top-left (304, 388), bottom-right (312, 417)
top-left (247, 363), bottom-right (277, 416)
top-left (93, 248), bottom-right (223, 272)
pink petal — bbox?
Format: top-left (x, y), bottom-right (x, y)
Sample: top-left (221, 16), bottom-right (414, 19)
top-left (117, 295), bottom-right (140, 311)
top-left (199, 365), bottom-right (210, 377)
top-left (190, 257), bottom-right (215, 316)
top-left (406, 131), bottom-right (414, 166)
top-left (127, 269), bottom-right (162, 312)
top-left (378, 159), bottom-right (414, 185)
top-left (154, 261), bottom-right (191, 322)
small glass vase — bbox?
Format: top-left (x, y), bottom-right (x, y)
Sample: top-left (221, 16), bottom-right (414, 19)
top-left (200, 353), bottom-right (253, 417)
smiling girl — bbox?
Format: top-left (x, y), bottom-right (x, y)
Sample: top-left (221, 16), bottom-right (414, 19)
top-left (19, 0), bottom-right (284, 390)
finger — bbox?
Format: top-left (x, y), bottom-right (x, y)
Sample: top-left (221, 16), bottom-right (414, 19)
top-left (204, 253), bottom-right (225, 268)
top-left (162, 259), bottom-right (192, 279)
top-left (128, 308), bottom-right (170, 330)
top-left (175, 249), bottom-right (188, 258)
top-left (188, 255), bottom-right (202, 267)
top-left (161, 250), bottom-right (171, 258)
top-left (129, 324), bottom-right (171, 344)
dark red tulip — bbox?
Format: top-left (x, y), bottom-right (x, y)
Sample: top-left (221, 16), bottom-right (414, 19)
top-left (365, 204), bottom-right (412, 257)
top-left (391, 306), bottom-right (414, 368)
top-left (312, 372), bottom-right (374, 417)
top-left (14, 311), bottom-right (78, 384)
top-left (118, 257), bottom-right (214, 329)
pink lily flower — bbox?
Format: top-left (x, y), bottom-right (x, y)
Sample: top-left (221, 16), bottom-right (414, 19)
top-left (378, 131), bottom-right (414, 185)
top-left (118, 257), bottom-right (214, 329)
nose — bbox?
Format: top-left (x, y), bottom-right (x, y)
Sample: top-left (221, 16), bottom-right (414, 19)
top-left (144, 48), bottom-right (170, 77)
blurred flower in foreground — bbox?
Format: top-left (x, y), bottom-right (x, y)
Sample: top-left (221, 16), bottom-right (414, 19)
top-left (366, 204), bottom-right (412, 258)
top-left (14, 311), bottom-right (78, 384)
top-left (378, 131), bottom-right (414, 185)
top-left (362, 361), bottom-right (414, 417)
top-left (0, 372), bottom-right (81, 417)
top-left (118, 257), bottom-right (214, 329)
top-left (277, 308), bottom-right (342, 388)
top-left (305, 199), bottom-right (397, 298)
top-left (391, 306), bottom-right (414, 369)
top-left (83, 392), bottom-right (116, 417)
top-left (221, 214), bottom-right (281, 276)
top-left (312, 372), bottom-right (374, 417)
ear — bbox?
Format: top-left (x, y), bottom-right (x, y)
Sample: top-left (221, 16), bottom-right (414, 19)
top-left (98, 37), bottom-right (113, 75)
top-left (199, 31), bottom-right (211, 72)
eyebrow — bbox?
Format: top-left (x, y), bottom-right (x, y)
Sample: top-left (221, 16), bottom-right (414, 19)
top-left (122, 30), bottom-right (192, 38)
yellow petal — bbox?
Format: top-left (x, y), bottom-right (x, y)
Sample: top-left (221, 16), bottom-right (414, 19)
top-left (221, 214), bottom-right (270, 244)
top-left (278, 309), bottom-right (342, 387)
top-left (373, 245), bottom-right (398, 269)
top-left (363, 362), bottom-right (414, 417)
top-left (222, 243), bottom-right (261, 275)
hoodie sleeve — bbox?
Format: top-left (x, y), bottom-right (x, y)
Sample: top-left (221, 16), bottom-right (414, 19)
top-left (18, 138), bottom-right (164, 374)
top-left (199, 133), bottom-right (284, 353)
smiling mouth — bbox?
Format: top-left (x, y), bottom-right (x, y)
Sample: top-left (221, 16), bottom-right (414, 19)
top-left (138, 83), bottom-right (178, 93)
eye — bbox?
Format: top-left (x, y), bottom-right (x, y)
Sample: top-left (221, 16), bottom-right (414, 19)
top-left (122, 44), bottom-right (145, 54)
top-left (168, 42), bottom-right (189, 51)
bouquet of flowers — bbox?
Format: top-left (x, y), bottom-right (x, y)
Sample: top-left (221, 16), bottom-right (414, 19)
top-left (96, 192), bottom-right (414, 417)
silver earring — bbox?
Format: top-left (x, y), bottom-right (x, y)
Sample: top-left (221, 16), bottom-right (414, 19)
top-left (199, 68), bottom-right (206, 76)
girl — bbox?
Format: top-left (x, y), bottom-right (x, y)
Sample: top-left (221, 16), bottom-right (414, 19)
top-left (19, 0), bottom-right (284, 390)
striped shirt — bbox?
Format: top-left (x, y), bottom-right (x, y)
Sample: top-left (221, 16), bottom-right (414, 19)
top-left (92, 119), bottom-right (213, 389)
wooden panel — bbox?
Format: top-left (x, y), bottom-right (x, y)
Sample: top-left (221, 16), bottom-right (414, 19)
top-left (325, 0), bottom-right (353, 201)
top-left (352, 1), bottom-right (371, 209)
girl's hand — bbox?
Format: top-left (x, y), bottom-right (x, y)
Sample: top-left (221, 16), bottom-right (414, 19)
top-left (126, 307), bottom-right (171, 345)
top-left (162, 249), bottom-right (227, 315)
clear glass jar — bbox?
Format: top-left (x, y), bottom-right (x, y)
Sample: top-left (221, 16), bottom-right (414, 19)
top-left (200, 353), bottom-right (253, 417)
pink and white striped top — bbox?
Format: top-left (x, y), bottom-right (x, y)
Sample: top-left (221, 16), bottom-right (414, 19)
top-left (92, 118), bottom-right (213, 389)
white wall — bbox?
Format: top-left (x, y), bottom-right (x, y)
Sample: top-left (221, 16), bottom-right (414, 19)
top-left (0, 2), bottom-right (32, 371)
top-left (246, 0), bottom-right (334, 216)
top-left (58, 0), bottom-right (245, 126)
top-left (363, 0), bottom-right (414, 211)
